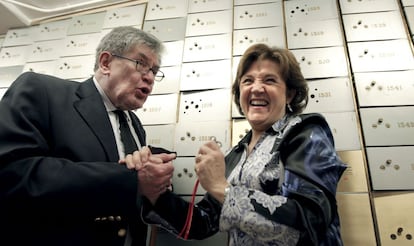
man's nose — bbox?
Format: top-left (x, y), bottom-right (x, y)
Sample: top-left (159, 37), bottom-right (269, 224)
top-left (141, 72), bottom-right (155, 86)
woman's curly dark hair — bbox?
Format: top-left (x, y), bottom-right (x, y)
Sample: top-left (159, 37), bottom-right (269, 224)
top-left (232, 43), bottom-right (309, 115)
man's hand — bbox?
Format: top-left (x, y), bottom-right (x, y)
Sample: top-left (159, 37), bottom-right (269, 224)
top-left (137, 159), bottom-right (174, 204)
top-left (119, 146), bottom-right (176, 204)
top-left (119, 146), bottom-right (176, 170)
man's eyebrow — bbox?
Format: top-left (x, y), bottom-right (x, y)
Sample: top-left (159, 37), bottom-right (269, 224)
top-left (136, 52), bottom-right (159, 67)
top-left (136, 52), bottom-right (148, 60)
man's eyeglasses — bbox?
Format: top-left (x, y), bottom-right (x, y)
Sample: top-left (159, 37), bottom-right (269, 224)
top-left (111, 54), bottom-right (165, 82)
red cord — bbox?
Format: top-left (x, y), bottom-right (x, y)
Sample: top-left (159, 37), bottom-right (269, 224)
top-left (178, 179), bottom-right (199, 239)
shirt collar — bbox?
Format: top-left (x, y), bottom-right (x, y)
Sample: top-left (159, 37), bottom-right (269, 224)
top-left (235, 114), bottom-right (291, 152)
top-left (93, 76), bottom-right (116, 112)
top-left (268, 113), bottom-right (291, 135)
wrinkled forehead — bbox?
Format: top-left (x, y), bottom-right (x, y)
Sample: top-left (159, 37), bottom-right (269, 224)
top-left (243, 59), bottom-right (280, 75)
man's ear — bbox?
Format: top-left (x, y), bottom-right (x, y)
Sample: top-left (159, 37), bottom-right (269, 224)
top-left (98, 51), bottom-right (112, 75)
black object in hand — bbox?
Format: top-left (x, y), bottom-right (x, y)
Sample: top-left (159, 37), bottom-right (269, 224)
top-left (148, 145), bottom-right (177, 155)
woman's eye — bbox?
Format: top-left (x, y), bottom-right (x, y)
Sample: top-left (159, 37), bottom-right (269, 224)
top-left (265, 78), bottom-right (276, 84)
top-left (241, 78), bottom-right (253, 84)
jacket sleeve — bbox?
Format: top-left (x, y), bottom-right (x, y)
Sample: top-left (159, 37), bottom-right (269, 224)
top-left (142, 190), bottom-right (222, 240)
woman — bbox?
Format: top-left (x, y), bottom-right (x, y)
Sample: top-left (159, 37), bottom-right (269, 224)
top-left (139, 43), bottom-right (347, 245)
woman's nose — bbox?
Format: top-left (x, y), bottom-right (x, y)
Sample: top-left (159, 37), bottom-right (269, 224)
top-left (251, 82), bottom-right (264, 92)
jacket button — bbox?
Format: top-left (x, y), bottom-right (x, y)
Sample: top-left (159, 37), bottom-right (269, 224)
top-left (118, 228), bottom-right (127, 237)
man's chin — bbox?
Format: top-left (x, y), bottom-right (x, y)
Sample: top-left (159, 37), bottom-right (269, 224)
top-left (124, 100), bottom-right (144, 111)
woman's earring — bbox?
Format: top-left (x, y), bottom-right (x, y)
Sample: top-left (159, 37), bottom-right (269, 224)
top-left (287, 103), bottom-right (293, 113)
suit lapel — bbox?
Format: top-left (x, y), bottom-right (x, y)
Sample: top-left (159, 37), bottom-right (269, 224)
top-left (74, 78), bottom-right (119, 161)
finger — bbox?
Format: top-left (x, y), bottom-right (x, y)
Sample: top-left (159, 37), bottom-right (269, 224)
top-left (198, 144), bottom-right (206, 155)
top-left (124, 154), bottom-right (135, 170)
top-left (209, 135), bottom-right (223, 148)
top-left (199, 141), bottom-right (216, 156)
top-left (158, 166), bottom-right (174, 181)
top-left (195, 153), bottom-right (202, 163)
top-left (132, 151), bottom-right (143, 170)
top-left (163, 161), bottom-right (175, 174)
top-left (194, 161), bottom-right (201, 174)
top-left (118, 153), bottom-right (132, 165)
top-left (140, 146), bottom-right (152, 163)
top-left (148, 155), bottom-right (164, 165)
top-left (153, 153), bottom-right (177, 163)
top-left (144, 162), bottom-right (174, 182)
top-left (204, 140), bottom-right (220, 151)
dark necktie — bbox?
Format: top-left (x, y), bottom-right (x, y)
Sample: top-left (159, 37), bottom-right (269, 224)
top-left (114, 110), bottom-right (138, 155)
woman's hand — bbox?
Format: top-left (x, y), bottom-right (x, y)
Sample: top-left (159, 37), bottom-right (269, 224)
top-left (195, 141), bottom-right (229, 203)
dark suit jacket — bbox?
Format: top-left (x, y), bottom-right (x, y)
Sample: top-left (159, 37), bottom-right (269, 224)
top-left (0, 72), bottom-right (148, 246)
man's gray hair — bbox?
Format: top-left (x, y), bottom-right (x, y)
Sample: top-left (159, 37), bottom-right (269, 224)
top-left (94, 26), bottom-right (164, 71)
